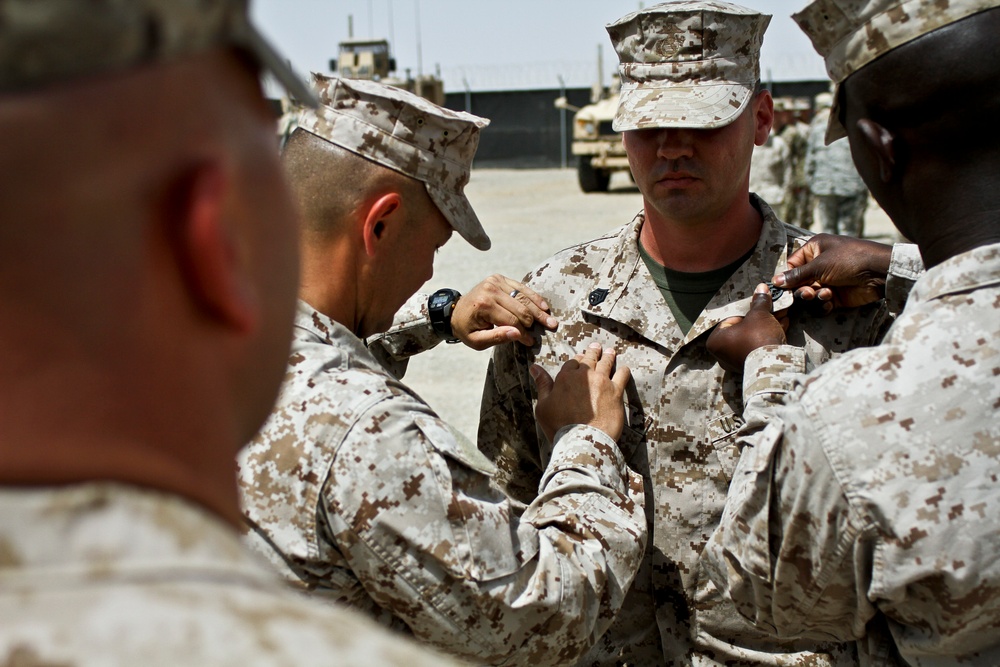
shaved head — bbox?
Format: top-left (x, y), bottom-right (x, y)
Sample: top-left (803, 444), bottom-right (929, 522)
top-left (839, 6), bottom-right (1000, 264)
top-left (281, 128), bottom-right (428, 237)
top-left (842, 6), bottom-right (1000, 166)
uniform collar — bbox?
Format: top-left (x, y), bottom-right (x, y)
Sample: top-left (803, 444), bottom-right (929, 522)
top-left (292, 300), bottom-right (385, 374)
top-left (909, 242), bottom-right (1000, 305)
top-left (582, 195), bottom-right (797, 350)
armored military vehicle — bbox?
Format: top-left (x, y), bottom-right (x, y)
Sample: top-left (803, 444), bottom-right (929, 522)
top-left (332, 38), bottom-right (444, 106)
top-left (556, 73), bottom-right (628, 193)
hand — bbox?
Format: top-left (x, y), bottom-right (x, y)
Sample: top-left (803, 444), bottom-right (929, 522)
top-left (531, 343), bottom-right (631, 443)
top-left (774, 234), bottom-right (892, 313)
top-left (707, 284), bottom-right (789, 372)
top-left (451, 274), bottom-right (559, 350)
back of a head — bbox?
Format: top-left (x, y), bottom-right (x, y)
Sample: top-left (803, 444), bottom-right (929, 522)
top-left (845, 7), bottom-right (1000, 165)
top-left (0, 0), bottom-right (314, 329)
top-left (795, 0), bottom-right (1000, 256)
top-left (794, 0), bottom-right (1000, 146)
top-left (0, 0), bottom-right (315, 518)
top-left (281, 127), bottom-right (415, 238)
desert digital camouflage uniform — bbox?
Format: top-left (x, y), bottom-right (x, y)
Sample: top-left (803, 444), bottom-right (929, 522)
top-left (704, 242), bottom-right (1000, 665)
top-left (238, 300), bottom-right (647, 666)
top-left (479, 197), bottom-right (896, 666)
top-left (0, 483), bottom-right (458, 667)
top-left (0, 2), bottom-right (446, 665)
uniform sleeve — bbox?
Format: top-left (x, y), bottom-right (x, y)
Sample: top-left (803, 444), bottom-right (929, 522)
top-left (322, 387), bottom-right (647, 666)
top-left (477, 339), bottom-right (550, 506)
top-left (703, 363), bottom-right (878, 643)
top-left (366, 293), bottom-right (441, 378)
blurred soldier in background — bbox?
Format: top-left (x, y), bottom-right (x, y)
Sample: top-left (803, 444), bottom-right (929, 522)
top-left (749, 123), bottom-right (791, 210)
top-left (775, 97), bottom-right (813, 228)
top-left (805, 92), bottom-right (869, 236)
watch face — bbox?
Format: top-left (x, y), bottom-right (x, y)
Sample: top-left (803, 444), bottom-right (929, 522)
top-left (430, 293), bottom-right (449, 308)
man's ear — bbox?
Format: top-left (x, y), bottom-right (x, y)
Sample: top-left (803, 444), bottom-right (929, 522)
top-left (361, 192), bottom-right (403, 257)
top-left (856, 118), bottom-right (896, 183)
top-left (172, 161), bottom-right (258, 333)
top-left (753, 89), bottom-right (774, 146)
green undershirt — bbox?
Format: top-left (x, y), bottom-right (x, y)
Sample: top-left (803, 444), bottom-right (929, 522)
top-left (638, 241), bottom-right (756, 336)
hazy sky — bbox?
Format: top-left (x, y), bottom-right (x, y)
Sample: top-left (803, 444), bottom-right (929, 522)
top-left (252, 0), bottom-right (830, 94)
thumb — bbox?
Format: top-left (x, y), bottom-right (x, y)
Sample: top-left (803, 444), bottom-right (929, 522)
top-left (529, 364), bottom-right (554, 400)
top-left (750, 284), bottom-right (774, 313)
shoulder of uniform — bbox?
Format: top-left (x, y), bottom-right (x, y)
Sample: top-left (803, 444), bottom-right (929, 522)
top-left (779, 220), bottom-right (814, 243)
top-left (524, 225), bottom-right (628, 285)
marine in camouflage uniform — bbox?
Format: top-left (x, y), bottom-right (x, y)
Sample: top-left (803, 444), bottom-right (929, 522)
top-left (478, 3), bottom-right (894, 664)
top-left (749, 130), bottom-right (791, 209)
top-left (238, 74), bottom-right (648, 666)
top-left (703, 0), bottom-right (1000, 662)
top-left (0, 1), bottom-right (455, 664)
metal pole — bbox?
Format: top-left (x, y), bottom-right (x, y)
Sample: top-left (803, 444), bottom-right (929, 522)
top-left (463, 77), bottom-right (471, 114)
top-left (557, 75), bottom-right (567, 169)
top-left (597, 44), bottom-right (603, 95)
top-left (415, 0), bottom-right (423, 76)
top-left (388, 0), bottom-right (395, 47)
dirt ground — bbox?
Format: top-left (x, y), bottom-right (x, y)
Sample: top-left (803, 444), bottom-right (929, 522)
top-left (402, 168), bottom-right (900, 441)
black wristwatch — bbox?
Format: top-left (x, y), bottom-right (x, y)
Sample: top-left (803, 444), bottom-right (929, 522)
top-left (428, 288), bottom-right (462, 343)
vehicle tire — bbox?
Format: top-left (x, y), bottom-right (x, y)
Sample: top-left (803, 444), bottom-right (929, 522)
top-left (578, 157), bottom-right (611, 193)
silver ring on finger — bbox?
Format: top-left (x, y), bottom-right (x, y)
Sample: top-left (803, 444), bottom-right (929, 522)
top-left (509, 289), bottom-right (519, 298)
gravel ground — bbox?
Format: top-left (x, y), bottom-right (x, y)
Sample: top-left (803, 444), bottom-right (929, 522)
top-left (402, 167), bottom-right (900, 441)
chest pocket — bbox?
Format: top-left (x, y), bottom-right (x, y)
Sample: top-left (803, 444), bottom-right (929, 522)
top-left (707, 411), bottom-right (745, 480)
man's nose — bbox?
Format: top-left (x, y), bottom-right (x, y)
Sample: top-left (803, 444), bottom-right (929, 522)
top-left (654, 128), bottom-right (695, 160)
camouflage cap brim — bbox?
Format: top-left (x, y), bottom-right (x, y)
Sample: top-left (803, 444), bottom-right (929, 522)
top-left (233, 17), bottom-right (318, 107)
top-left (613, 80), bottom-right (753, 131)
top-left (824, 84), bottom-right (847, 144)
top-left (425, 184), bottom-right (491, 252)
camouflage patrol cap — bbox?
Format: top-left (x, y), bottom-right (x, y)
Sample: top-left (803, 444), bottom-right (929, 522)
top-left (607, 1), bottom-right (771, 131)
top-left (297, 73), bottom-right (491, 251)
top-left (0, 0), bottom-right (317, 105)
top-left (794, 0), bottom-right (1000, 142)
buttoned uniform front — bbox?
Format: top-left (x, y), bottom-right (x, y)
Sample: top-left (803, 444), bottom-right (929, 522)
top-left (0, 483), bottom-right (458, 667)
top-left (704, 242), bottom-right (1000, 665)
top-left (237, 301), bottom-right (648, 666)
top-left (478, 197), bottom-right (894, 666)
